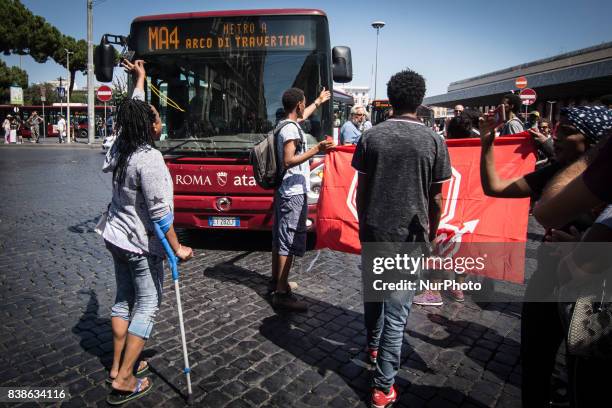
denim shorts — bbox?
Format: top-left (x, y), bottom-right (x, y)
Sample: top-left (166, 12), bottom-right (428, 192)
top-left (105, 241), bottom-right (164, 340)
top-left (272, 193), bottom-right (308, 257)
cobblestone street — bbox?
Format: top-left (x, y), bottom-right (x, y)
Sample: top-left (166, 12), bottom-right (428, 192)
top-left (0, 145), bottom-right (544, 407)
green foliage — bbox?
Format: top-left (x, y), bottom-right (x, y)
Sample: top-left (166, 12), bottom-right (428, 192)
top-left (0, 59), bottom-right (28, 89)
top-left (0, 0), bottom-right (63, 63)
top-left (0, 0), bottom-right (107, 96)
top-left (0, 59), bottom-right (28, 103)
top-left (23, 82), bottom-right (59, 105)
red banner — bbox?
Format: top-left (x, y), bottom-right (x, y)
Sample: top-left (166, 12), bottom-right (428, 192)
top-left (315, 135), bottom-right (536, 283)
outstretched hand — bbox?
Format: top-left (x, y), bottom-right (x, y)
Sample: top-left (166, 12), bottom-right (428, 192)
top-left (121, 59), bottom-right (146, 78)
top-left (479, 115), bottom-right (497, 147)
top-left (317, 139), bottom-right (335, 153)
top-left (316, 88), bottom-right (331, 105)
top-left (529, 128), bottom-right (549, 144)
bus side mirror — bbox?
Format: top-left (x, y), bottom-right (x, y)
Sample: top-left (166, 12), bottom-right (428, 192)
top-left (332, 46), bottom-right (353, 83)
top-left (94, 38), bottom-right (115, 83)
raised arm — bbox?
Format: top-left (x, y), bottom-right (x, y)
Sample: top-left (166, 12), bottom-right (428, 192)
top-left (301, 88), bottom-right (331, 122)
top-left (121, 59), bottom-right (146, 99)
top-left (479, 116), bottom-right (533, 198)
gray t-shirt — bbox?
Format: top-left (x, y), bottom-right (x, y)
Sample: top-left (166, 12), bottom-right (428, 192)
top-left (500, 117), bottom-right (524, 136)
top-left (276, 120), bottom-right (310, 197)
top-left (352, 118), bottom-right (452, 240)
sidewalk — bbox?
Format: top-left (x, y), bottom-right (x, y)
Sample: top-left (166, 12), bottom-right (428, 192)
top-left (1, 136), bottom-right (102, 148)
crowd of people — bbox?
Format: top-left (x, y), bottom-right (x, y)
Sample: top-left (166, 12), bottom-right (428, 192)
top-left (98, 58), bottom-right (612, 407)
top-left (1, 112), bottom-right (114, 144)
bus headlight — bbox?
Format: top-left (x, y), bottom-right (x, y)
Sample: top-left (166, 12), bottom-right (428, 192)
top-left (307, 163), bottom-right (324, 205)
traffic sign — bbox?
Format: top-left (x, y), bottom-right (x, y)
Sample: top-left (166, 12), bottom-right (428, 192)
top-left (97, 85), bottom-right (113, 102)
top-left (519, 88), bottom-right (537, 106)
top-left (515, 76), bottom-right (528, 89)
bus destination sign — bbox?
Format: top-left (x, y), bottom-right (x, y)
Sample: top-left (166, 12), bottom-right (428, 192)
top-left (134, 17), bottom-right (319, 53)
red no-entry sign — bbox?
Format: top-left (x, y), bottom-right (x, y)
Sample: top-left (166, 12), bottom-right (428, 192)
top-left (519, 88), bottom-right (537, 106)
top-left (515, 76), bottom-right (528, 89)
top-left (96, 85), bottom-right (113, 102)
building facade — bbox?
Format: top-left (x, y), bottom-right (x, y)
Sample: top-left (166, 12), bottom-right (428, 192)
top-left (423, 42), bottom-right (612, 123)
top-left (335, 85), bottom-right (371, 107)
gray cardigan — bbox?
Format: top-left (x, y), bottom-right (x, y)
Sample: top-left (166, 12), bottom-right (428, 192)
top-left (101, 89), bottom-right (173, 256)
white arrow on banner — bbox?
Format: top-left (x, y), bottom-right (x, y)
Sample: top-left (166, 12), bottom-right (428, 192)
top-left (434, 167), bottom-right (479, 258)
top-left (347, 171), bottom-right (359, 221)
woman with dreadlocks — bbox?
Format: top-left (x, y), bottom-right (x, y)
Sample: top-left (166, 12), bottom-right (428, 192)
top-left (100, 59), bottom-right (193, 405)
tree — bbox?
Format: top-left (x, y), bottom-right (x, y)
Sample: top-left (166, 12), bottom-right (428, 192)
top-left (0, 0), bottom-right (97, 96)
top-left (0, 0), bottom-right (63, 63)
top-left (0, 59), bottom-right (28, 104)
top-left (112, 74), bottom-right (128, 104)
top-left (23, 82), bottom-right (59, 105)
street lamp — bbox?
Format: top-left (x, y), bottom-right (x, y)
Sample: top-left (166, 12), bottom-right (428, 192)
top-left (56, 76), bottom-right (65, 117)
top-left (371, 21), bottom-right (385, 101)
top-left (65, 49), bottom-right (74, 143)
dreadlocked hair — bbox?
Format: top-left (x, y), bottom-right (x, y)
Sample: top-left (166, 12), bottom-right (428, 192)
top-left (112, 98), bottom-right (157, 187)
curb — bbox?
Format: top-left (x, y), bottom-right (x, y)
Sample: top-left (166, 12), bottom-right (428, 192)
top-left (1, 142), bottom-right (103, 150)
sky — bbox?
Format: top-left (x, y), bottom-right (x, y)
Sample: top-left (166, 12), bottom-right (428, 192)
top-left (2, 0), bottom-right (612, 98)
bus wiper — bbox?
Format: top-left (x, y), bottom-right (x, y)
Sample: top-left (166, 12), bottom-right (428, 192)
top-left (161, 138), bottom-right (213, 155)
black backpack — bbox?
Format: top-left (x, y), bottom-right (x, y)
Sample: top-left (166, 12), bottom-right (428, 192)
top-left (250, 121), bottom-right (304, 189)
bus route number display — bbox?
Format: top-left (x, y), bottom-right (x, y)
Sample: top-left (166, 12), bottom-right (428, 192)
top-left (141, 18), bottom-right (317, 53)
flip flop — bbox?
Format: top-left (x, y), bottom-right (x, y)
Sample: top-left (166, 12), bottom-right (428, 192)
top-left (106, 377), bottom-right (153, 405)
top-left (106, 361), bottom-right (150, 384)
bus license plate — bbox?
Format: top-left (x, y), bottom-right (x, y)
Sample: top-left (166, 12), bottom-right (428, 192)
top-left (208, 217), bottom-right (240, 227)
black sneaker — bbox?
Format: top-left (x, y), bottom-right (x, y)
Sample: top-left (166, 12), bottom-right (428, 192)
top-left (272, 291), bottom-right (308, 312)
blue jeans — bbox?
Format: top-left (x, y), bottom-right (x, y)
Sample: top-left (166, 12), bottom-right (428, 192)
top-left (361, 227), bottom-right (423, 390)
top-left (364, 288), bottom-right (416, 390)
top-left (106, 241), bottom-right (164, 339)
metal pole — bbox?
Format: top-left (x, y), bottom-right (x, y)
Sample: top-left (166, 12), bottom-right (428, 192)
top-left (66, 51), bottom-right (71, 144)
top-left (371, 21), bottom-right (385, 101)
top-left (42, 101), bottom-right (45, 139)
top-left (374, 28), bottom-right (379, 101)
top-left (87, 0), bottom-right (95, 145)
top-left (58, 77), bottom-right (64, 117)
top-left (104, 102), bottom-right (107, 138)
top-left (547, 101), bottom-right (556, 124)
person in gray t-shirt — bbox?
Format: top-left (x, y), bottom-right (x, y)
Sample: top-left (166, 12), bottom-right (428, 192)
top-left (270, 87), bottom-right (333, 312)
top-left (101, 59), bottom-right (193, 403)
top-left (499, 93), bottom-right (525, 136)
top-left (352, 69), bottom-right (451, 408)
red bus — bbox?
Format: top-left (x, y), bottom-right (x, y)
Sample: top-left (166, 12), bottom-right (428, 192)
top-left (95, 9), bottom-right (352, 230)
top-left (0, 104), bottom-right (112, 139)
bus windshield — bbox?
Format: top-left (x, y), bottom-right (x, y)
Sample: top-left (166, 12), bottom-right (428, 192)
top-left (144, 50), bottom-right (330, 154)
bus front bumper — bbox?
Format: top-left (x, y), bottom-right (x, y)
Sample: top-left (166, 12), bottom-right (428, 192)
top-left (173, 195), bottom-right (318, 231)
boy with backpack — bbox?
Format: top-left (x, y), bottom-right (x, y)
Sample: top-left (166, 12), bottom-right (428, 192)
top-left (269, 87), bottom-right (333, 311)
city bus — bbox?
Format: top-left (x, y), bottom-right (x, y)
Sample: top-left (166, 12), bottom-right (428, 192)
top-left (0, 104), bottom-right (112, 139)
top-left (370, 99), bottom-right (391, 125)
top-left (95, 9), bottom-right (352, 230)
top-left (369, 99), bottom-right (435, 127)
top-left (332, 89), bottom-right (354, 143)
